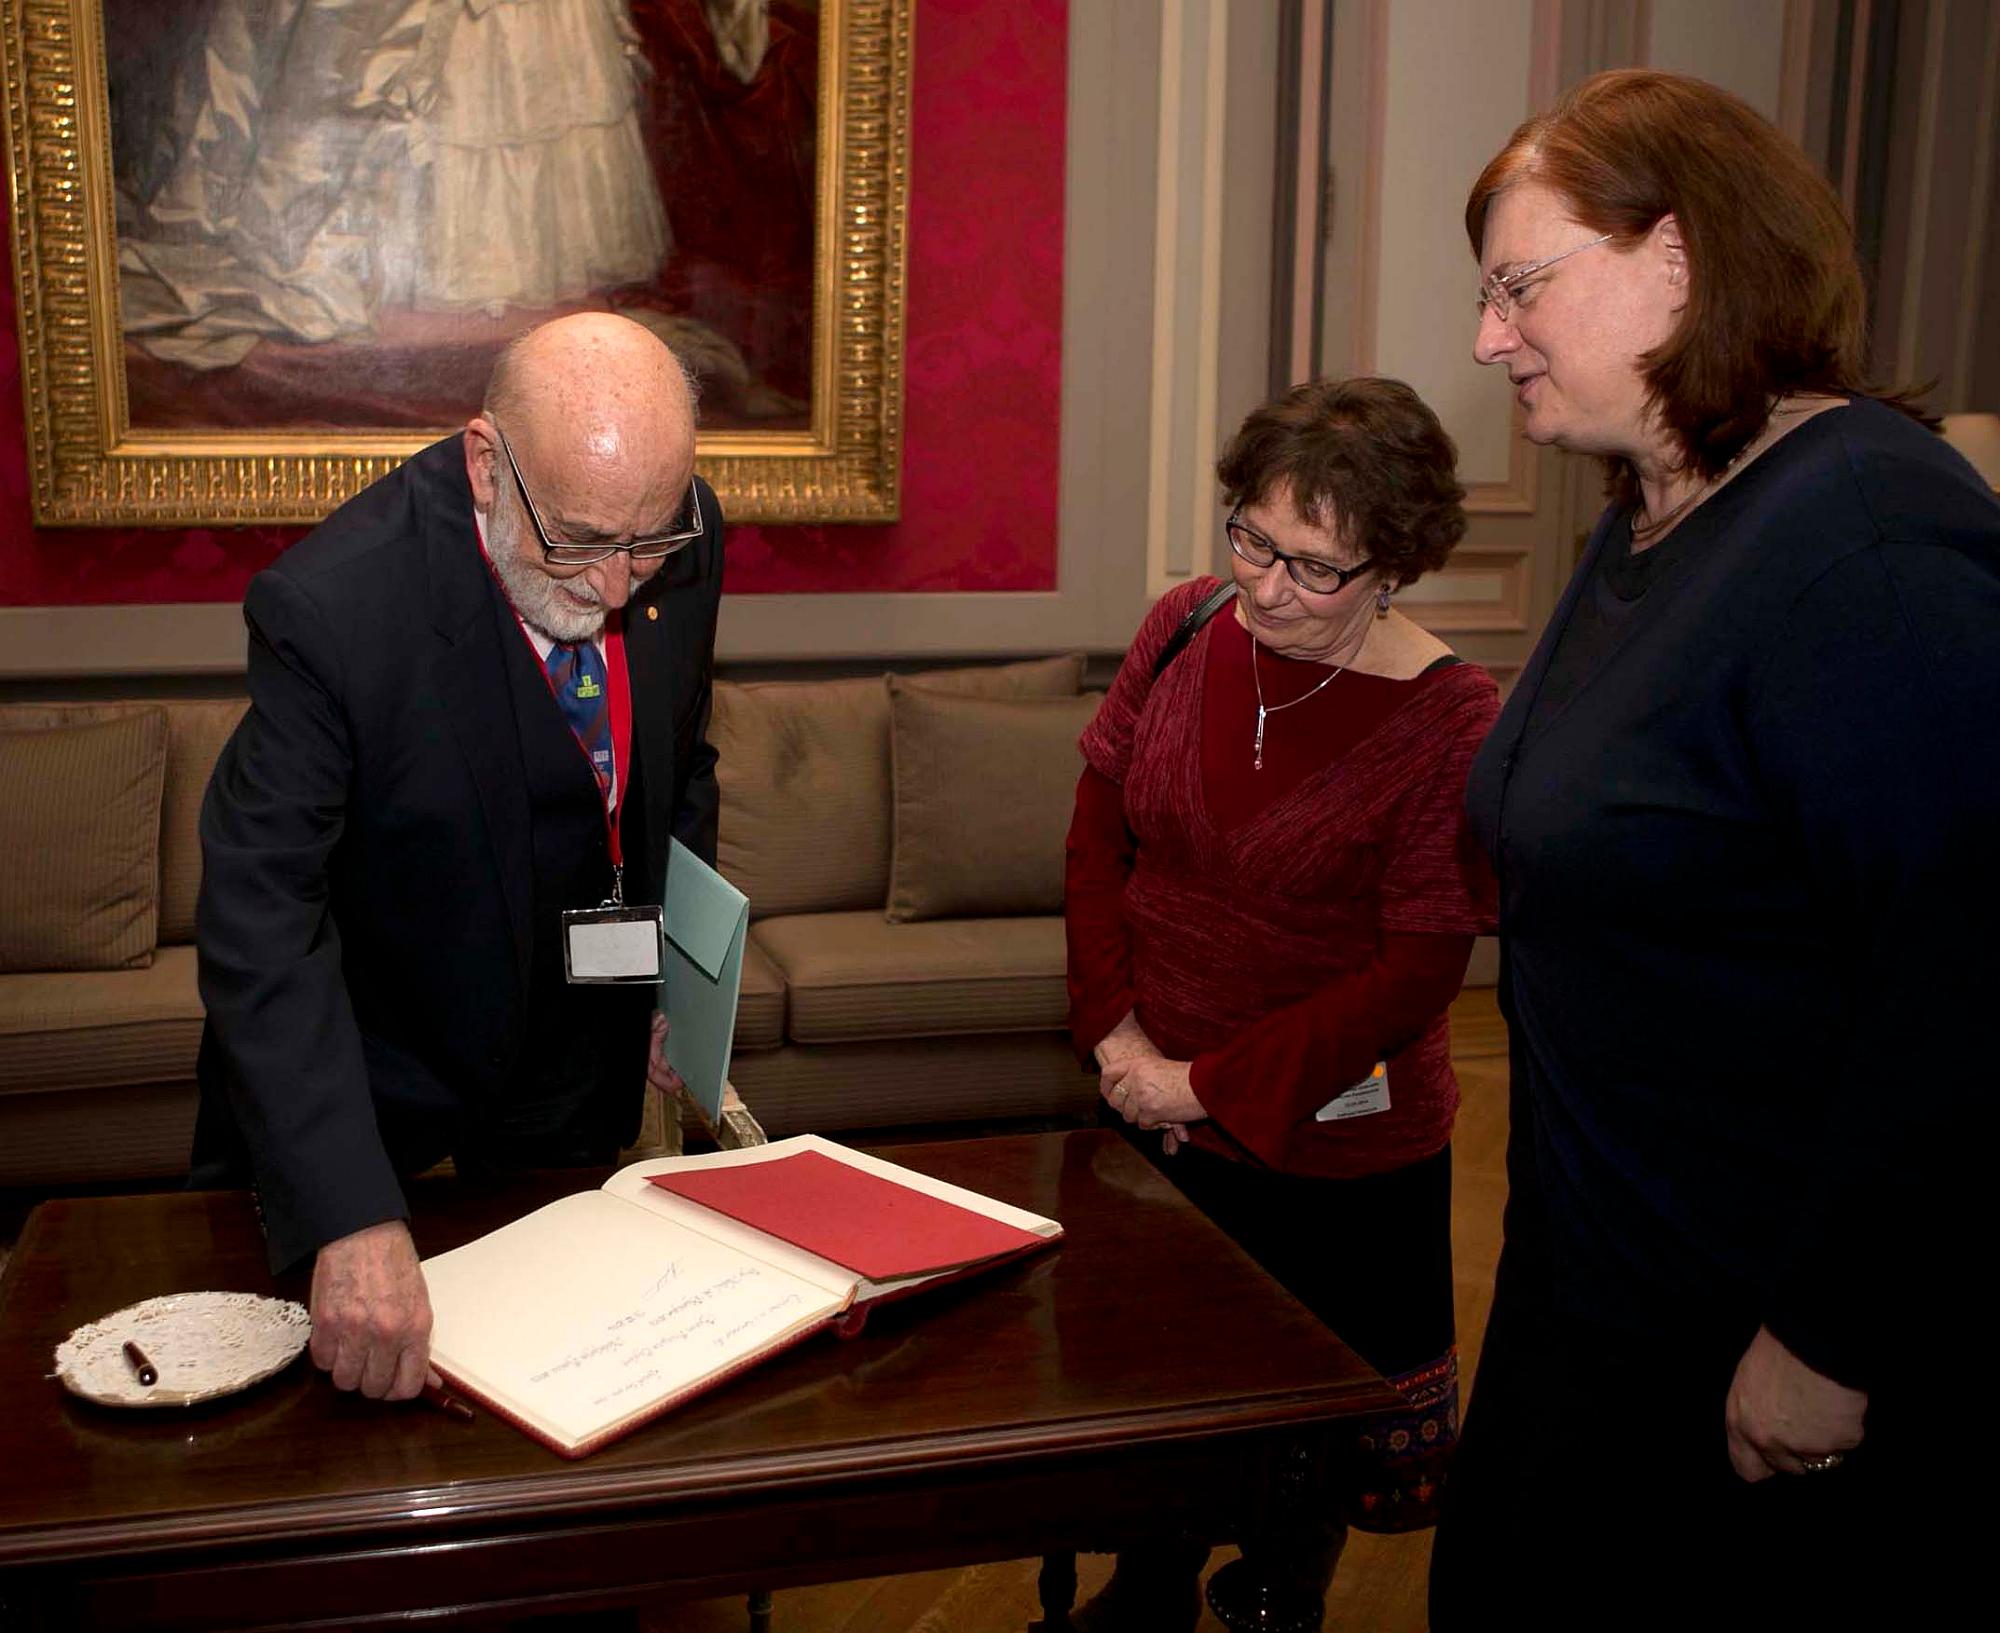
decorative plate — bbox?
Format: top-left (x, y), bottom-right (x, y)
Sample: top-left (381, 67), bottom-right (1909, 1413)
top-left (52, 1292), bottom-right (312, 1408)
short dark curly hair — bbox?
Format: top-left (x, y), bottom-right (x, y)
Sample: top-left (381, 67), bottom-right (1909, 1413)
top-left (1215, 377), bottom-right (1467, 588)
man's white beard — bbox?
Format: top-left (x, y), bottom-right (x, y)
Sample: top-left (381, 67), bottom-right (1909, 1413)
top-left (484, 502), bottom-right (607, 643)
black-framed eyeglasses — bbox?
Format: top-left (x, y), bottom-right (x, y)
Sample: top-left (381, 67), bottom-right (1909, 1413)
top-left (494, 426), bottom-right (702, 567)
top-left (1226, 512), bottom-right (1375, 595)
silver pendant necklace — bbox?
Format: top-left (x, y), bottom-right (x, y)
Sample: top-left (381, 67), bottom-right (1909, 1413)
top-left (1251, 636), bottom-right (1344, 770)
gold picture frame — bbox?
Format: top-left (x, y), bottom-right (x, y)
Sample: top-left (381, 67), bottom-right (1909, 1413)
top-left (1, 0), bottom-right (910, 527)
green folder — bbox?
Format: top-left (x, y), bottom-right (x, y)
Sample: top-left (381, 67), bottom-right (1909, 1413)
top-left (659, 838), bottom-right (751, 1125)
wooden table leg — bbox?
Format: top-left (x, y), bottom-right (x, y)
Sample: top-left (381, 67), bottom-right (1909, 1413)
top-left (1036, 1551), bottom-right (1078, 1630)
top-left (1203, 1556), bottom-right (1324, 1633)
top-left (714, 1081), bottom-right (769, 1151)
top-left (668, 1078), bottom-right (769, 1152)
top-left (619, 1070), bottom-right (684, 1164)
top-left (1203, 1438), bottom-right (1338, 1633)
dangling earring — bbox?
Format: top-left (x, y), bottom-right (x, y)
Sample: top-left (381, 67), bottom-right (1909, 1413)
top-left (1375, 584), bottom-right (1392, 620)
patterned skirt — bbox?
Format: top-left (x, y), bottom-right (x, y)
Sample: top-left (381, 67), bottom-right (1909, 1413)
top-left (1147, 1139), bottom-right (1459, 1533)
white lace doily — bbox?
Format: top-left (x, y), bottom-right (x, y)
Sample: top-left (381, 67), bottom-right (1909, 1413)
top-left (53, 1292), bottom-right (312, 1408)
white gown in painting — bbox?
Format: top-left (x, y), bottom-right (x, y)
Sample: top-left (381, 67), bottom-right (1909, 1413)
top-left (118, 0), bottom-right (674, 368)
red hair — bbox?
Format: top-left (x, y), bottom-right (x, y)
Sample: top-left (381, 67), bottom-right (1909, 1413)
top-left (1465, 69), bottom-right (1928, 506)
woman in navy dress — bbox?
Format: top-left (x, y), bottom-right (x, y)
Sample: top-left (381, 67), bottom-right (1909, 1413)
top-left (1433, 69), bottom-right (2000, 1628)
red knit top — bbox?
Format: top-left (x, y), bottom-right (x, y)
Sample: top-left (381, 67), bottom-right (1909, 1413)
top-left (1067, 578), bottom-right (1500, 1177)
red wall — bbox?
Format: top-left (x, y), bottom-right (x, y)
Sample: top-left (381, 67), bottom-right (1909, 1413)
top-left (0, 0), bottom-right (1065, 608)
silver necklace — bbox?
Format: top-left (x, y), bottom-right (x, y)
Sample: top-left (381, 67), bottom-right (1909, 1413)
top-left (1250, 636), bottom-right (1344, 770)
top-left (1629, 476), bottom-right (1714, 542)
top-left (1631, 403), bottom-right (1806, 542)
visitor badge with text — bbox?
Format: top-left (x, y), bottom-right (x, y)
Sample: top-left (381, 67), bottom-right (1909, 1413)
top-left (1314, 1062), bottom-right (1390, 1122)
top-left (562, 904), bottom-right (666, 984)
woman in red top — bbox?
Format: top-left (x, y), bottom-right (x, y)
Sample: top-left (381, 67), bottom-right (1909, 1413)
top-left (1066, 377), bottom-right (1498, 1631)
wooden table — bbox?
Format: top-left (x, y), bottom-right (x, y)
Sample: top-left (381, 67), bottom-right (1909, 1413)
top-left (0, 1131), bottom-right (1399, 1630)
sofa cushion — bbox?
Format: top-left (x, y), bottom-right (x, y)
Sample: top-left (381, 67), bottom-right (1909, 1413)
top-left (0, 697), bottom-right (249, 945)
top-left (751, 912), bottom-right (1068, 1044)
top-left (710, 674), bottom-right (888, 920)
top-left (157, 700), bottom-right (250, 942)
top-left (887, 683), bottom-right (1100, 922)
top-left (734, 933), bottom-right (787, 1052)
top-left (710, 655), bottom-right (1084, 919)
top-left (0, 711), bottom-right (170, 973)
top-left (0, 945), bottom-right (205, 1094)
top-left (0, 1081), bottom-right (201, 1186)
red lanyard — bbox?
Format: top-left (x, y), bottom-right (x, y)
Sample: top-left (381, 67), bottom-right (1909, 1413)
top-left (603, 615), bottom-right (632, 869)
top-left (474, 514), bottom-right (634, 876)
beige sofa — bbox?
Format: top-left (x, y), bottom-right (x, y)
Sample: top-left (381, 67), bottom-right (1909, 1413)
top-left (0, 699), bottom-right (247, 1185)
top-left (710, 656), bottom-right (1103, 1137)
top-left (0, 659), bottom-right (1103, 1187)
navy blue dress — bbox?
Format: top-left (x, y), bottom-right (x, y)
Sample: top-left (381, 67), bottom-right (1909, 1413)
top-left (1433, 400), bottom-right (2000, 1624)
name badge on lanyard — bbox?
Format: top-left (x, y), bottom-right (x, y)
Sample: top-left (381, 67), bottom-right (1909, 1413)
top-left (563, 889), bottom-right (665, 984)
top-left (556, 617), bottom-right (666, 984)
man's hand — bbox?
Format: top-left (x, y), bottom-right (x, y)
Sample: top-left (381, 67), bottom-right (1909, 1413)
top-left (308, 1219), bottom-right (434, 1402)
top-left (648, 1009), bottom-right (687, 1096)
top-left (1724, 1325), bottom-right (1867, 1481)
top-left (1100, 1054), bottom-right (1205, 1132)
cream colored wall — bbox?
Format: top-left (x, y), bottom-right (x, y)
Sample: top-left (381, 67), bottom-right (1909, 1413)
top-left (0, 604), bottom-right (246, 682)
top-left (1144, 0), bottom-right (1280, 602)
top-left (1320, 0), bottom-right (1577, 698)
top-left (1306, 0), bottom-right (1809, 701)
top-left (1375, 0), bottom-right (1534, 490)
top-left (1645, 0), bottom-right (1786, 117)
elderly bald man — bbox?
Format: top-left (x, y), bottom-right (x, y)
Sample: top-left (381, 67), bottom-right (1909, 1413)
top-left (192, 314), bottom-right (723, 1401)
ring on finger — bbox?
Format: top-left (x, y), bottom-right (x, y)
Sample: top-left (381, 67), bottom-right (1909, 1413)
top-left (1797, 1452), bottom-right (1845, 1474)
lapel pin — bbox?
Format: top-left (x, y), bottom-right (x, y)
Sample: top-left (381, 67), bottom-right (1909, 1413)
top-left (646, 606), bottom-right (659, 622)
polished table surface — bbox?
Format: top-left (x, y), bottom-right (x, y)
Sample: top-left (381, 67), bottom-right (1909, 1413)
top-left (0, 1131), bottom-right (1400, 1630)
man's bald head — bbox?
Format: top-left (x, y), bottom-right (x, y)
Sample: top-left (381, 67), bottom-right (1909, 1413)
top-left (466, 314), bottom-right (704, 642)
top-left (484, 313), bottom-right (698, 486)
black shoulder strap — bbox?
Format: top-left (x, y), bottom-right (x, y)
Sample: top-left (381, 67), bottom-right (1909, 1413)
top-left (1150, 581), bottom-right (1237, 680)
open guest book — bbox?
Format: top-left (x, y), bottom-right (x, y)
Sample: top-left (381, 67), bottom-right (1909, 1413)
top-left (419, 1135), bottom-right (1063, 1457)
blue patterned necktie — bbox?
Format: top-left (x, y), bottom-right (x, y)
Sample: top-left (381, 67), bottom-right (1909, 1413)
top-left (543, 640), bottom-right (612, 802)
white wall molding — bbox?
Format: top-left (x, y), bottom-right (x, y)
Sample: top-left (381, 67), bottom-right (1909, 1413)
top-left (1144, 0), bottom-right (1230, 597)
top-left (1137, 1), bottom-right (1280, 601)
top-left (0, 602), bottom-right (248, 678)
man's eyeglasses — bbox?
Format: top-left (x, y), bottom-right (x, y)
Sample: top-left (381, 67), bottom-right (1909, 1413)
top-left (494, 426), bottom-right (702, 567)
top-left (1226, 513), bottom-right (1374, 595)
top-left (1476, 232), bottom-right (1613, 321)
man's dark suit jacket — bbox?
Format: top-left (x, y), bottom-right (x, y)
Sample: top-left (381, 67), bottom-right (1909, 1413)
top-left (191, 434), bottom-right (724, 1271)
